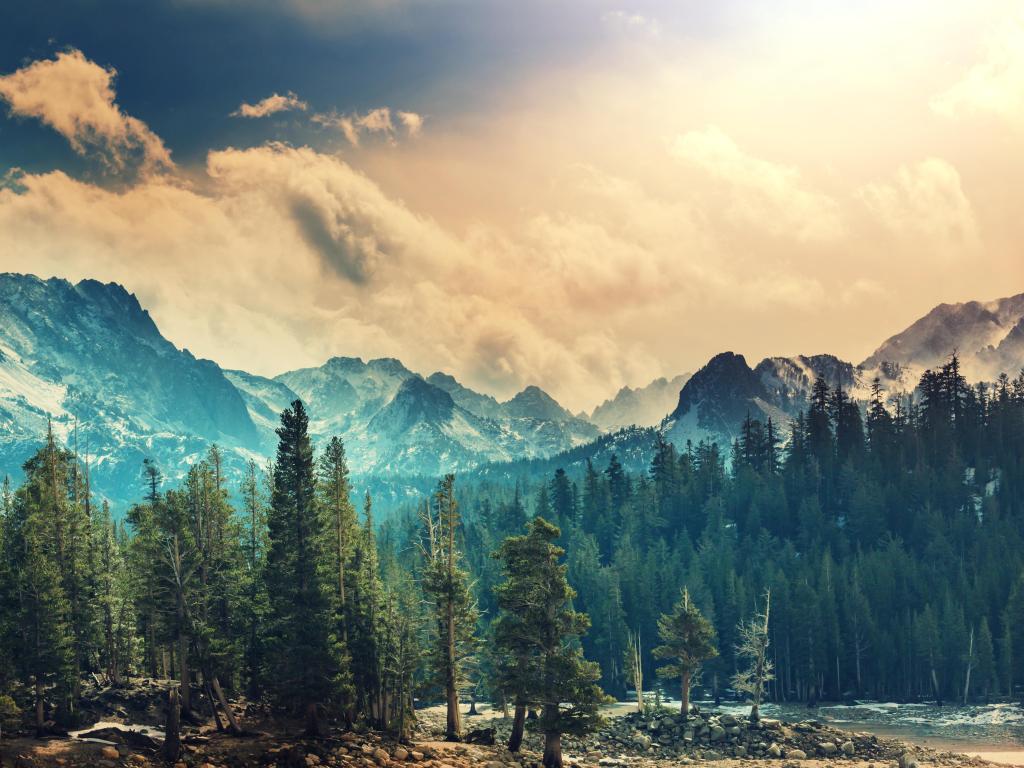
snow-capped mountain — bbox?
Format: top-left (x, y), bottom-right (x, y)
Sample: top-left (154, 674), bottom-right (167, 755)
top-left (589, 374), bottom-right (690, 431)
top-left (0, 274), bottom-right (261, 508)
top-left (3, 272), bottom-right (1022, 509)
top-left (235, 362), bottom-right (599, 477)
top-left (863, 293), bottom-right (1024, 383)
top-left (0, 275), bottom-right (603, 506)
top-left (663, 294), bottom-right (1024, 451)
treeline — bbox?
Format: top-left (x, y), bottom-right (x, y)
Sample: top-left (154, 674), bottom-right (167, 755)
top-left (2, 352), bottom-right (1024, 759)
top-left (382, 355), bottom-right (1024, 706)
top-left (0, 401), bottom-right (614, 768)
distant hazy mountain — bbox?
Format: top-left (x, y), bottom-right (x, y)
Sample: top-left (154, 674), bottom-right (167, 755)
top-left (590, 374), bottom-right (690, 431)
top-left (863, 293), bottom-right (1024, 383)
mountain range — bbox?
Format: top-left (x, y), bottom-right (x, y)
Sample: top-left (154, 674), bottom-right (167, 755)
top-left (0, 272), bottom-right (1021, 511)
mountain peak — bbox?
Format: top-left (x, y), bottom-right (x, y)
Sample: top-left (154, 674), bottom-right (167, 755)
top-left (504, 384), bottom-right (573, 422)
top-left (666, 352), bottom-right (774, 443)
top-left (367, 376), bottom-right (455, 432)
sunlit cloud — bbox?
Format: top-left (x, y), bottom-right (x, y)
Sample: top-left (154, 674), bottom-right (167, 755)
top-left (856, 158), bottom-right (980, 259)
top-left (0, 49), bottom-right (173, 175)
top-left (231, 91), bottom-right (308, 118)
top-left (313, 106), bottom-right (423, 146)
top-left (670, 126), bottom-right (843, 242)
top-left (932, 12), bottom-right (1024, 123)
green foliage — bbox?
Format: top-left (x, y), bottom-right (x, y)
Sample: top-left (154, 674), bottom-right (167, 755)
top-left (420, 475), bottom-right (478, 739)
top-left (653, 588), bottom-right (718, 682)
top-left (264, 401), bottom-right (351, 725)
top-left (492, 517), bottom-right (607, 741)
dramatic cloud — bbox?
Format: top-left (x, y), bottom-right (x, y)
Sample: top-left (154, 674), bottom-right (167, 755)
top-left (3, 4), bottom-right (1023, 409)
top-left (670, 126), bottom-right (843, 242)
top-left (0, 49), bottom-right (173, 174)
top-left (932, 13), bottom-right (1024, 123)
top-left (313, 107), bottom-right (423, 145)
top-left (231, 91), bottom-right (308, 118)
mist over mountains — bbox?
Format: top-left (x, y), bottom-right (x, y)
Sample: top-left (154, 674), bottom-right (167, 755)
top-left (0, 272), bottom-right (1021, 510)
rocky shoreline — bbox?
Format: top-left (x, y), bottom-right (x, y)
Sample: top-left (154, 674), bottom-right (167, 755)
top-left (0, 701), bottom-right (1008, 768)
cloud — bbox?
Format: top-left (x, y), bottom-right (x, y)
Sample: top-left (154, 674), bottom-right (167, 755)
top-left (396, 110), bottom-right (424, 136)
top-left (313, 106), bottom-right (423, 145)
top-left (0, 144), bottom-right (660, 408)
top-left (857, 158), bottom-right (980, 257)
top-left (600, 10), bottom-right (662, 38)
top-left (0, 49), bottom-right (173, 174)
top-left (670, 126), bottom-right (843, 241)
top-left (231, 91), bottom-right (308, 118)
top-left (932, 13), bottom-right (1024, 123)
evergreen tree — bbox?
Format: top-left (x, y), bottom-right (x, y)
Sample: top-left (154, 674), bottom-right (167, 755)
top-left (420, 475), bottom-right (478, 741)
top-left (493, 517), bottom-right (605, 768)
top-left (653, 587), bottom-right (718, 718)
top-left (264, 400), bottom-right (350, 736)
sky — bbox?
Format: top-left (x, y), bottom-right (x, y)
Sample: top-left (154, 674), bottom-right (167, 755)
top-left (2, 0), bottom-right (1024, 412)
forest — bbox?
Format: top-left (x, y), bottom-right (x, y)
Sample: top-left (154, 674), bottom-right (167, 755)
top-left (2, 353), bottom-right (1024, 767)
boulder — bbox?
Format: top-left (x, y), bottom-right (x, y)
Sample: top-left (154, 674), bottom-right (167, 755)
top-left (786, 749), bottom-right (807, 760)
top-left (708, 725), bottom-right (726, 741)
top-left (819, 742), bottom-right (838, 756)
top-left (767, 743), bottom-right (782, 758)
top-left (842, 740), bottom-right (855, 756)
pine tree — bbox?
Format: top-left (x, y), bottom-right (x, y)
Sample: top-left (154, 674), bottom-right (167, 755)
top-left (239, 460), bottom-right (269, 697)
top-left (420, 475), bottom-right (478, 741)
top-left (95, 501), bottom-right (134, 685)
top-left (264, 400), bottom-right (350, 736)
top-left (351, 491), bottom-right (385, 726)
top-left (653, 587), bottom-right (718, 718)
top-left (493, 517), bottom-right (606, 768)
top-left (975, 617), bottom-right (996, 702)
top-left (318, 437), bottom-right (358, 647)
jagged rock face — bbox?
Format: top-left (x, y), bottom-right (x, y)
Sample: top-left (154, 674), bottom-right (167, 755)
top-left (664, 352), bottom-right (784, 447)
top-left (0, 274), bottom-right (260, 508)
top-left (863, 293), bottom-right (1024, 380)
top-left (755, 354), bottom-right (861, 412)
top-left (427, 371), bottom-right (505, 420)
top-left (590, 374), bottom-right (691, 431)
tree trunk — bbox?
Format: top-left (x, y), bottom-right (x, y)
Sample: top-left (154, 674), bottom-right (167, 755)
top-left (445, 598), bottom-right (461, 740)
top-left (508, 703), bottom-right (526, 752)
top-left (211, 676), bottom-right (242, 734)
top-left (964, 628), bottom-right (974, 705)
top-left (163, 688), bottom-right (181, 762)
top-left (35, 679), bottom-right (44, 736)
top-left (304, 702), bottom-right (323, 738)
top-left (179, 631), bottom-right (191, 713)
top-left (205, 679), bottom-right (224, 731)
top-left (680, 670), bottom-right (691, 718)
top-left (543, 729), bottom-right (563, 768)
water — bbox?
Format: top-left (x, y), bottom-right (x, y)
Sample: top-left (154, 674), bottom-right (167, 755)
top-left (692, 699), bottom-right (1024, 763)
